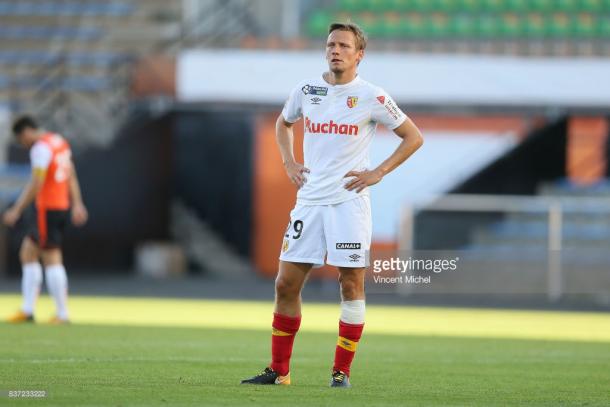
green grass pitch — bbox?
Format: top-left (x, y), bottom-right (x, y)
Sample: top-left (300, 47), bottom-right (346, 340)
top-left (1, 295), bottom-right (609, 406)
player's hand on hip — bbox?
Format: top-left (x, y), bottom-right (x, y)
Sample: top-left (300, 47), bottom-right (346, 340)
top-left (344, 169), bottom-right (384, 193)
top-left (284, 161), bottom-right (310, 189)
top-left (71, 203), bottom-right (88, 227)
top-left (2, 207), bottom-right (21, 227)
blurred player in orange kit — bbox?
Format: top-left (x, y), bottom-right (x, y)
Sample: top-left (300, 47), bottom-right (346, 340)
top-left (4, 115), bottom-right (88, 324)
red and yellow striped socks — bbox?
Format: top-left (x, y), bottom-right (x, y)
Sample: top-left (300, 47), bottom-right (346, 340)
top-left (333, 320), bottom-right (364, 376)
top-left (270, 312), bottom-right (301, 376)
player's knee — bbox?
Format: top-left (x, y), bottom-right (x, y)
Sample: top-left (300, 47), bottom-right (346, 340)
top-left (339, 275), bottom-right (363, 299)
top-left (19, 241), bottom-right (38, 263)
top-left (41, 249), bottom-right (62, 267)
top-left (19, 249), bottom-right (36, 264)
top-left (275, 275), bottom-right (300, 299)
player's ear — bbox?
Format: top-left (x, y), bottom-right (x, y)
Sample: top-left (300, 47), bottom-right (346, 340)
top-left (356, 49), bottom-right (364, 65)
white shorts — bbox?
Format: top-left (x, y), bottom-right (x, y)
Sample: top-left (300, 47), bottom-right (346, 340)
top-left (279, 196), bottom-right (372, 268)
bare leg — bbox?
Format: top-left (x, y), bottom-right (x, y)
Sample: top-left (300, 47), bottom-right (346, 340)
top-left (274, 261), bottom-right (313, 317)
top-left (40, 248), bottom-right (62, 266)
top-left (338, 267), bottom-right (366, 301)
top-left (20, 236), bottom-right (39, 264)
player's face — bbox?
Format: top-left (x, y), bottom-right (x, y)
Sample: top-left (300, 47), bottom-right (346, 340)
top-left (326, 30), bottom-right (363, 74)
top-left (16, 128), bottom-right (36, 148)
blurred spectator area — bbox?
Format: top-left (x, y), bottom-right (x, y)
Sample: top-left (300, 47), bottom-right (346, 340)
top-left (0, 0), bottom-right (182, 148)
top-left (3, 0), bottom-right (610, 117)
top-left (303, 0), bottom-right (610, 57)
top-left (0, 0), bottom-right (178, 95)
top-left (182, 0), bottom-right (610, 57)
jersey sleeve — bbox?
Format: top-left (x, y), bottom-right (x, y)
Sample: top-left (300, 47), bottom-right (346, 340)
top-left (281, 83), bottom-right (304, 123)
top-left (30, 142), bottom-right (53, 170)
top-left (371, 88), bottom-right (407, 130)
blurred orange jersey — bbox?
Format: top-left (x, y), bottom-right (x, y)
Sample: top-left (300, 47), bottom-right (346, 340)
top-left (31, 133), bottom-right (72, 210)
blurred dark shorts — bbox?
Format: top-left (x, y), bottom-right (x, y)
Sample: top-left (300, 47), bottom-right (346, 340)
top-left (26, 207), bottom-right (69, 249)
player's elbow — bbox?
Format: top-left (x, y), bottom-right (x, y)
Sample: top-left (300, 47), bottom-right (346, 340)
top-left (402, 129), bottom-right (423, 151)
top-left (31, 178), bottom-right (44, 193)
top-left (276, 114), bottom-right (292, 130)
top-left (412, 131), bottom-right (424, 149)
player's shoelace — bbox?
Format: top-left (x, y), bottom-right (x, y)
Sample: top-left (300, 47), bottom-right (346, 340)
top-left (257, 367), bottom-right (275, 378)
top-left (332, 371), bottom-right (346, 383)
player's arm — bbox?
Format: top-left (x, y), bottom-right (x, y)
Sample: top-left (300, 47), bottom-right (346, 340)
top-left (373, 117), bottom-right (424, 176)
top-left (2, 168), bottom-right (46, 227)
top-left (68, 161), bottom-right (88, 227)
top-left (276, 114), bottom-right (310, 188)
top-left (345, 117), bottom-right (423, 192)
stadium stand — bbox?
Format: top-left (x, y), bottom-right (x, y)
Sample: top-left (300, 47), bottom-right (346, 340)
top-left (463, 180), bottom-right (610, 295)
top-left (472, 180), bottom-right (610, 252)
top-left (0, 0), bottom-right (181, 148)
top-left (304, 0), bottom-right (610, 56)
top-left (0, 25), bottom-right (103, 41)
top-left (0, 1), bottom-right (135, 16)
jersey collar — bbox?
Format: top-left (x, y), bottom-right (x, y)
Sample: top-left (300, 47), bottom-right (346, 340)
top-left (321, 74), bottom-right (361, 89)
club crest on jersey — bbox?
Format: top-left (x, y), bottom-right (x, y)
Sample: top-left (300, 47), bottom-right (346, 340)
top-left (302, 84), bottom-right (328, 96)
top-left (346, 96), bottom-right (358, 108)
top-left (282, 239), bottom-right (289, 253)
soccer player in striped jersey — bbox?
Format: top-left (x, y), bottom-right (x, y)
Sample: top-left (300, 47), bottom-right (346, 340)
top-left (241, 22), bottom-right (423, 387)
top-left (4, 115), bottom-right (88, 324)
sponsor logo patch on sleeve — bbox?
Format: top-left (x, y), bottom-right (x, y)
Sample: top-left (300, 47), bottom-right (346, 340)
top-left (377, 95), bottom-right (400, 120)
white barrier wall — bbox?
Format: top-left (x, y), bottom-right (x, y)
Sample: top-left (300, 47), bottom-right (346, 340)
top-left (178, 50), bottom-right (610, 109)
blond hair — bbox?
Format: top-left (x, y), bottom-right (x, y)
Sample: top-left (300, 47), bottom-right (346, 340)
top-left (328, 22), bottom-right (367, 51)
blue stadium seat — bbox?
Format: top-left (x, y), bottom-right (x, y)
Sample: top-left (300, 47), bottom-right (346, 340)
top-left (8, 75), bottom-right (111, 92)
top-left (464, 244), bottom-right (610, 266)
top-left (0, 50), bottom-right (129, 66)
top-left (460, 246), bottom-right (547, 263)
top-left (492, 220), bottom-right (610, 240)
top-left (553, 177), bottom-right (610, 194)
top-left (0, 1), bottom-right (134, 16)
top-left (0, 26), bottom-right (103, 40)
top-left (62, 76), bottom-right (111, 91)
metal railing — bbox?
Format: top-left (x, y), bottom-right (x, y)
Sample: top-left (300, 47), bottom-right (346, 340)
top-left (399, 193), bottom-right (610, 302)
top-left (166, 0), bottom-right (262, 51)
